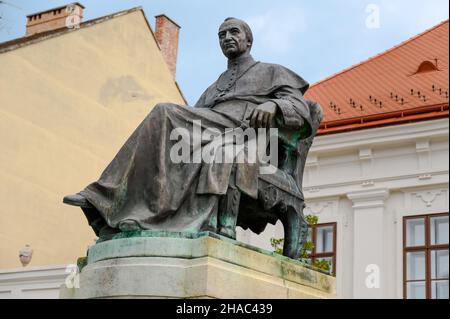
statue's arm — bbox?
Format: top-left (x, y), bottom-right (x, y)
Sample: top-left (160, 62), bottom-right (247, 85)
top-left (194, 81), bottom-right (218, 108)
top-left (269, 86), bottom-right (312, 140)
top-left (193, 90), bottom-right (207, 108)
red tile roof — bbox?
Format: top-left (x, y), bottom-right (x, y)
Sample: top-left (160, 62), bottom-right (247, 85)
top-left (305, 20), bottom-right (449, 135)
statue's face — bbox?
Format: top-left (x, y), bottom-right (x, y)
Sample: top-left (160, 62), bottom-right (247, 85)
top-left (218, 20), bottom-right (251, 59)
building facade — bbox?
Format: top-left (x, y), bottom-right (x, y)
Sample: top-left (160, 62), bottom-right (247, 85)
top-left (239, 20), bottom-right (449, 299)
top-left (0, 4), bottom-right (185, 271)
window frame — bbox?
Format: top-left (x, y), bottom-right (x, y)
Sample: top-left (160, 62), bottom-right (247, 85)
top-left (307, 222), bottom-right (337, 275)
top-left (403, 212), bottom-right (449, 299)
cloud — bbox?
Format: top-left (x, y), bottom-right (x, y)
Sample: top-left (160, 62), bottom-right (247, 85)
top-left (245, 7), bottom-right (307, 55)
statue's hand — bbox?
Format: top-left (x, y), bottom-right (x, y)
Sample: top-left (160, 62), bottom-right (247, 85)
top-left (247, 101), bottom-right (277, 128)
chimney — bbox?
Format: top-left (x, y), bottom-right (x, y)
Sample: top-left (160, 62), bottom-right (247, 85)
top-left (154, 14), bottom-right (180, 79)
top-left (26, 2), bottom-right (84, 36)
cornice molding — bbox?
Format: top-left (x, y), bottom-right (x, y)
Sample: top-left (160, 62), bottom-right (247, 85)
top-left (310, 119), bottom-right (448, 154)
top-left (347, 188), bottom-right (390, 209)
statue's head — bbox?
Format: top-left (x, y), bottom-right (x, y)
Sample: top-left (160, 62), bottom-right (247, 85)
top-left (218, 18), bottom-right (253, 59)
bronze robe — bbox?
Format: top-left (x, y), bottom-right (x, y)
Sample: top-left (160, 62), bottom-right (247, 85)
top-left (80, 55), bottom-right (312, 235)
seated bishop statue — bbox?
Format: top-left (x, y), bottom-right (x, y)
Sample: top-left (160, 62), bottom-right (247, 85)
top-left (63, 17), bottom-right (322, 258)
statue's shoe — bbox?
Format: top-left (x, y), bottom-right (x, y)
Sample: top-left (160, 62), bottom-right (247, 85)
top-left (63, 193), bottom-right (94, 208)
top-left (118, 219), bottom-right (141, 232)
top-left (218, 226), bottom-right (236, 240)
top-left (98, 224), bottom-right (120, 239)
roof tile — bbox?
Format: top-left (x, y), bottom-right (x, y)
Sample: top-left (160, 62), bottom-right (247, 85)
top-left (305, 20), bottom-right (449, 134)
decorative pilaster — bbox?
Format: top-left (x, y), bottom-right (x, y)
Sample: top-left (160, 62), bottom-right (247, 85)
top-left (347, 188), bottom-right (389, 298)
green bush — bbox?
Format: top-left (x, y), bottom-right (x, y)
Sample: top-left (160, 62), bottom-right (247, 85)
top-left (270, 214), bottom-right (334, 275)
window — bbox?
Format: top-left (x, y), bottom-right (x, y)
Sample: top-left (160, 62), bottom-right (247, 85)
top-left (404, 213), bottom-right (449, 299)
top-left (306, 222), bottom-right (337, 274)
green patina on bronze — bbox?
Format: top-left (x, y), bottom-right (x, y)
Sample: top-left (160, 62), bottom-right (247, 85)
top-left (110, 230), bottom-right (211, 240)
top-left (76, 256), bottom-right (88, 272)
top-left (277, 116), bottom-right (311, 150)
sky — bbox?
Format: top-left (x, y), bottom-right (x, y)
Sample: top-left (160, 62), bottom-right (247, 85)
top-left (0, 0), bottom-right (448, 105)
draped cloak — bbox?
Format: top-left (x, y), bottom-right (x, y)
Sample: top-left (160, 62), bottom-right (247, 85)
top-left (80, 55), bottom-right (313, 235)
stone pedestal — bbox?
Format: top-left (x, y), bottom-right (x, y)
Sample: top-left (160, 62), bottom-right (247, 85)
top-left (60, 232), bottom-right (336, 299)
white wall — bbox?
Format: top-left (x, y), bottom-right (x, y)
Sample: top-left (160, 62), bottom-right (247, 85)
top-left (0, 265), bottom-right (74, 298)
top-left (238, 118), bottom-right (449, 299)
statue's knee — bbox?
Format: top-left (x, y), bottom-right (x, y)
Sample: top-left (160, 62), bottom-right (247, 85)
top-left (153, 103), bottom-right (176, 114)
top-left (153, 103), bottom-right (165, 112)
top-left (148, 103), bottom-right (167, 119)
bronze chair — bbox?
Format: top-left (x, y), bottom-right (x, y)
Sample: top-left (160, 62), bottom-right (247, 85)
top-left (219, 100), bottom-right (323, 259)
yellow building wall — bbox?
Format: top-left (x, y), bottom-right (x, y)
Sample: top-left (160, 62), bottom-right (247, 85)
top-left (0, 10), bottom-right (185, 268)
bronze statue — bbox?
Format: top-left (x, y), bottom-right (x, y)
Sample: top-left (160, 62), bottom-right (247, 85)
top-left (63, 18), bottom-right (323, 259)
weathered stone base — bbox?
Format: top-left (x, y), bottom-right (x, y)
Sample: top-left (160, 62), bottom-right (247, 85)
top-left (60, 232), bottom-right (336, 299)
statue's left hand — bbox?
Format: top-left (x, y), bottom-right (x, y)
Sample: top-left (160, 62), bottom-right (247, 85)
top-left (247, 101), bottom-right (277, 128)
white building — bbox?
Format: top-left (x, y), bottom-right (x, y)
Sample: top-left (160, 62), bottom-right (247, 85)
top-left (239, 19), bottom-right (449, 299)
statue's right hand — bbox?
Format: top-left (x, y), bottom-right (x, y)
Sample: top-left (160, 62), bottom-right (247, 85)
top-left (247, 101), bottom-right (277, 128)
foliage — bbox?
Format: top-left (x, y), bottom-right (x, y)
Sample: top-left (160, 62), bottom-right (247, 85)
top-left (270, 214), bottom-right (334, 276)
top-left (269, 238), bottom-right (284, 255)
top-left (305, 214), bottom-right (318, 225)
top-left (312, 259), bottom-right (332, 273)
